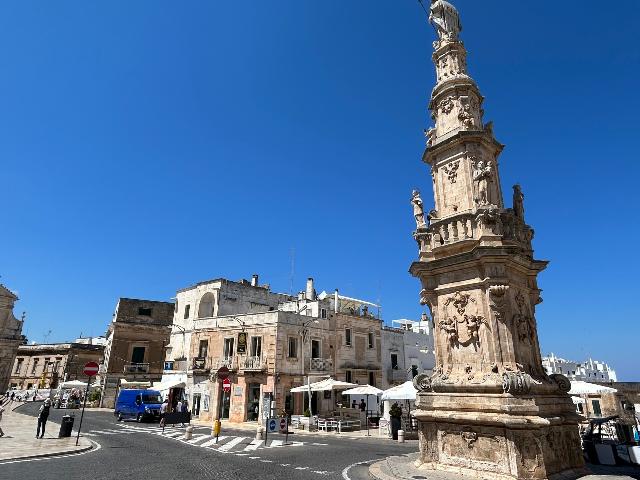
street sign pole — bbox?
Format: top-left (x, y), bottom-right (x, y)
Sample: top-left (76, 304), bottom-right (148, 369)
top-left (75, 375), bottom-right (92, 446)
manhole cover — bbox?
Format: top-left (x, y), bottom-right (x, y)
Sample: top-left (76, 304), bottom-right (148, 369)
top-left (412, 476), bottom-right (428, 479)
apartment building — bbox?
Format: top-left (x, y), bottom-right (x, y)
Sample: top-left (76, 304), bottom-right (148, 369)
top-left (542, 353), bottom-right (617, 382)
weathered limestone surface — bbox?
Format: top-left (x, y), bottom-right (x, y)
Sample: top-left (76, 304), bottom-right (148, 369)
top-left (409, 2), bottom-right (584, 479)
top-left (0, 284), bottom-right (25, 393)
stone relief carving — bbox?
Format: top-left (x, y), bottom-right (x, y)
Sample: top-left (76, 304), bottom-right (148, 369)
top-left (512, 290), bottom-right (536, 345)
top-left (439, 291), bottom-right (486, 347)
top-left (461, 429), bottom-right (478, 448)
top-left (443, 160), bottom-right (460, 183)
top-left (439, 96), bottom-right (456, 114)
top-left (424, 127), bottom-right (437, 147)
top-left (549, 373), bottom-right (571, 393)
top-left (458, 102), bottom-right (476, 129)
top-left (413, 372), bottom-right (433, 392)
top-left (488, 285), bottom-right (509, 323)
top-left (412, 190), bottom-right (427, 229)
top-left (502, 371), bottom-right (532, 394)
top-left (513, 184), bottom-right (525, 220)
top-left (475, 206), bottom-right (502, 235)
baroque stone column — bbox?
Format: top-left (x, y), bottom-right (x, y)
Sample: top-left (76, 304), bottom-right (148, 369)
top-left (410, 2), bottom-right (584, 479)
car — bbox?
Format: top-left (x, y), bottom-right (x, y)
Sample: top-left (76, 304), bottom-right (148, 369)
top-left (114, 389), bottom-right (163, 422)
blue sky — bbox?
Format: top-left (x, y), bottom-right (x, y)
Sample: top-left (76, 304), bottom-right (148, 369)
top-left (1, 1), bottom-right (638, 380)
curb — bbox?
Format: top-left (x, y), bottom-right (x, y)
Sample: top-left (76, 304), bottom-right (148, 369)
top-left (0, 441), bottom-right (96, 463)
top-left (369, 457), bottom-right (400, 480)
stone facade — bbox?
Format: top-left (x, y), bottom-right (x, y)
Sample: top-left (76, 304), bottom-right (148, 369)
top-left (9, 341), bottom-right (104, 390)
top-left (543, 353), bottom-right (617, 382)
top-left (101, 298), bottom-right (174, 408)
top-left (409, 2), bottom-right (584, 479)
top-left (0, 284), bottom-right (25, 393)
top-left (163, 276), bottom-right (383, 423)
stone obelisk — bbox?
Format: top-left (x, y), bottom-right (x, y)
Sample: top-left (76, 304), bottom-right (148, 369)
top-left (410, 2), bottom-right (585, 479)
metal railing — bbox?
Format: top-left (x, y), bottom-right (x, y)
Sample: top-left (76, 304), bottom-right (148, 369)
top-left (308, 357), bottom-right (333, 372)
top-left (241, 356), bottom-right (266, 371)
top-left (123, 363), bottom-right (149, 374)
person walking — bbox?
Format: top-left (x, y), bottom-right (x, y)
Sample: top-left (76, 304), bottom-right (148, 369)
top-left (36, 398), bottom-right (51, 438)
top-left (0, 405), bottom-right (5, 437)
top-left (159, 398), bottom-right (169, 428)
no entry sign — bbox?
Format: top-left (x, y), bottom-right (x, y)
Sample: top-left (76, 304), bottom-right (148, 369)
top-left (217, 366), bottom-right (230, 380)
top-left (83, 361), bottom-right (99, 377)
top-left (222, 378), bottom-right (231, 392)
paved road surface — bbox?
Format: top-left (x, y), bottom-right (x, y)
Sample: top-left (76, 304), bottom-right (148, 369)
top-left (2, 403), bottom-right (415, 480)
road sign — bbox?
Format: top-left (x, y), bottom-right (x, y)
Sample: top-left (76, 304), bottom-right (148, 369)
top-left (83, 361), bottom-right (99, 377)
top-left (217, 366), bottom-right (230, 380)
top-left (267, 418), bottom-right (278, 433)
top-left (279, 417), bottom-right (287, 433)
top-left (222, 378), bottom-right (231, 393)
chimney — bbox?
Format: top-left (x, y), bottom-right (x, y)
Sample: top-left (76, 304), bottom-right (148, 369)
top-left (334, 289), bottom-right (339, 313)
top-left (251, 274), bottom-right (259, 287)
top-left (306, 277), bottom-right (316, 300)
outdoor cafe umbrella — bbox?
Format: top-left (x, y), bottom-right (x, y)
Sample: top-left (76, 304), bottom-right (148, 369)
top-left (290, 378), bottom-right (357, 415)
top-left (380, 381), bottom-right (417, 401)
top-left (342, 385), bottom-right (383, 436)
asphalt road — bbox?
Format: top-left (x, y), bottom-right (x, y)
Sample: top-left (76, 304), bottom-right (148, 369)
top-left (3, 403), bottom-right (416, 480)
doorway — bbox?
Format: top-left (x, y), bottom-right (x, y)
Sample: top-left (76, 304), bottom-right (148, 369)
top-left (247, 383), bottom-right (260, 421)
top-left (192, 393), bottom-right (201, 417)
top-left (218, 389), bottom-right (230, 420)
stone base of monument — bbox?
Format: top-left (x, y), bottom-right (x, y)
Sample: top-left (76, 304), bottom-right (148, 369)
top-left (410, 390), bottom-right (589, 480)
top-left (369, 453), bottom-right (634, 480)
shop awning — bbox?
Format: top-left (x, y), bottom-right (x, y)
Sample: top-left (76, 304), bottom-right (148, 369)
top-left (152, 380), bottom-right (186, 393)
top-left (119, 380), bottom-right (151, 388)
top-left (568, 381), bottom-right (617, 395)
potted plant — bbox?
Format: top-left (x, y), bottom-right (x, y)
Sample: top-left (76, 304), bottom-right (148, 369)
top-left (389, 402), bottom-right (403, 440)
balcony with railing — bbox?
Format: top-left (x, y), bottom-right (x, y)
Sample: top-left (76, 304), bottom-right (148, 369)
top-left (209, 357), bottom-right (238, 371)
top-left (123, 363), bottom-right (149, 374)
top-left (192, 357), bottom-right (208, 372)
top-left (240, 356), bottom-right (266, 371)
top-left (308, 357), bottom-right (333, 373)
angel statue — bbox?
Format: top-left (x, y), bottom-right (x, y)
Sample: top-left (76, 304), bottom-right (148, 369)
top-left (429, 0), bottom-right (462, 42)
top-left (411, 190), bottom-right (427, 228)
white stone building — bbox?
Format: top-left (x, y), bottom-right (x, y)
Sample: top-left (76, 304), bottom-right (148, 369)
top-left (380, 314), bottom-right (435, 389)
top-left (542, 353), bottom-right (617, 382)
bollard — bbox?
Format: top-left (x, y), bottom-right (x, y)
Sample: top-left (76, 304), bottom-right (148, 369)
top-left (398, 429), bottom-right (404, 443)
top-left (184, 425), bottom-right (194, 440)
top-left (256, 426), bottom-right (264, 441)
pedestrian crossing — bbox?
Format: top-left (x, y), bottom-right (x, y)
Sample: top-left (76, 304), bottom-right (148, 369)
top-left (76, 424), bottom-right (328, 456)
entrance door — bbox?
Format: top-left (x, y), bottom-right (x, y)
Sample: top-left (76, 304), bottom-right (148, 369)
top-left (247, 383), bottom-right (260, 421)
top-left (192, 393), bottom-right (201, 417)
top-left (219, 389), bottom-right (230, 420)
top-left (311, 340), bottom-right (320, 359)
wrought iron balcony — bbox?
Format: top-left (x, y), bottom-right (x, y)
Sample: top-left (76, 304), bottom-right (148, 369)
top-left (209, 357), bottom-right (237, 371)
top-left (123, 363), bottom-right (149, 374)
top-left (308, 357), bottom-right (333, 372)
top-left (192, 357), bottom-right (208, 371)
top-left (241, 356), bottom-right (266, 371)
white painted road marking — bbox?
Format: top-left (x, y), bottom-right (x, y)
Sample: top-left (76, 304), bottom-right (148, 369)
top-left (201, 436), bottom-right (227, 447)
top-left (218, 436), bottom-right (247, 452)
top-left (242, 439), bottom-right (264, 451)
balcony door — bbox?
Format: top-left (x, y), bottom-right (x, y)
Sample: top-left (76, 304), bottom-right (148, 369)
top-left (311, 339), bottom-right (321, 359)
top-left (250, 336), bottom-right (262, 358)
top-left (223, 338), bottom-right (235, 359)
top-left (131, 346), bottom-right (145, 364)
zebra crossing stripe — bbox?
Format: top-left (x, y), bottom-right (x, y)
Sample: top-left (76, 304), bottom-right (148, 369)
top-left (187, 434), bottom-right (210, 444)
top-left (242, 439), bottom-right (264, 451)
top-left (201, 436), bottom-right (227, 447)
top-left (88, 430), bottom-right (118, 435)
top-left (266, 440), bottom-right (283, 448)
top-left (218, 436), bottom-right (247, 452)
top-left (162, 431), bottom-right (184, 438)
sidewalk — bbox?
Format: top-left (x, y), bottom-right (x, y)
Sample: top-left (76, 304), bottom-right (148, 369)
top-left (369, 452), bottom-right (640, 480)
top-left (0, 402), bottom-right (93, 462)
top-left (191, 417), bottom-right (404, 440)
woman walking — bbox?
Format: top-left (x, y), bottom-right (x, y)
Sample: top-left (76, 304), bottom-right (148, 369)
top-left (36, 398), bottom-right (51, 438)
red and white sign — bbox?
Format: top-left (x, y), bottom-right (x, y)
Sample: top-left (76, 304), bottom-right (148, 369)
top-left (279, 418), bottom-right (287, 433)
top-left (83, 361), bottom-right (99, 377)
top-left (222, 378), bottom-right (231, 393)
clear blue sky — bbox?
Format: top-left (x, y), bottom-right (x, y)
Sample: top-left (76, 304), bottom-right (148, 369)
top-left (1, 1), bottom-right (638, 380)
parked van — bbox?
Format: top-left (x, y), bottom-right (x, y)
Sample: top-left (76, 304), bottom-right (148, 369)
top-left (114, 389), bottom-right (163, 422)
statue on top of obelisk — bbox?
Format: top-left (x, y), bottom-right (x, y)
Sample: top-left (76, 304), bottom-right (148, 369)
top-left (429, 0), bottom-right (462, 42)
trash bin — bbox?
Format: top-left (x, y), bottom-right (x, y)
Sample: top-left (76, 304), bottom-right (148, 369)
top-left (59, 415), bottom-right (74, 438)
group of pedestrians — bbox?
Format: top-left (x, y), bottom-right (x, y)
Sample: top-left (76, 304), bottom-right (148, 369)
top-left (159, 397), bottom-right (189, 428)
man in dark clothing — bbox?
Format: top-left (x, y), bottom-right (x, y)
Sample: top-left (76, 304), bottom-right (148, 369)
top-left (359, 400), bottom-right (366, 412)
top-left (36, 398), bottom-right (51, 438)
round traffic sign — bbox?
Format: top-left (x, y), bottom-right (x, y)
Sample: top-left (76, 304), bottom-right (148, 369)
top-left (268, 419), bottom-right (277, 432)
top-left (83, 361), bottom-right (99, 377)
top-left (279, 418), bottom-right (287, 432)
top-left (217, 366), bottom-right (230, 380)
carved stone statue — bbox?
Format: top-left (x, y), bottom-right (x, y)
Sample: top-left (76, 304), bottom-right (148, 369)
top-left (513, 184), bottom-right (525, 220)
top-left (472, 158), bottom-right (492, 206)
top-left (412, 190), bottom-right (427, 228)
top-left (429, 0), bottom-right (462, 42)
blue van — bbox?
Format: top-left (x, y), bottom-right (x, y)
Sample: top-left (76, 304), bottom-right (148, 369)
top-left (114, 389), bottom-right (163, 422)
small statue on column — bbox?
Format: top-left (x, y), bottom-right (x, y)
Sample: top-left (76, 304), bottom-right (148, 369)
top-left (472, 158), bottom-right (492, 206)
top-left (412, 190), bottom-right (427, 228)
top-left (513, 184), bottom-right (525, 220)
top-left (429, 0), bottom-right (462, 42)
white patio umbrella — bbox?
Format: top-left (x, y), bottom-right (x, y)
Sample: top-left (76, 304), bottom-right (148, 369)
top-left (290, 378), bottom-right (357, 416)
top-left (381, 381), bottom-right (417, 401)
top-left (342, 385), bottom-right (383, 436)
top-left (568, 381), bottom-right (617, 395)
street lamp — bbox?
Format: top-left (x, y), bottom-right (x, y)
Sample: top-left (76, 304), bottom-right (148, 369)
top-left (299, 316), bottom-right (319, 418)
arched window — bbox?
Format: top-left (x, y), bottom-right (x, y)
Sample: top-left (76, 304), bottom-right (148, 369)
top-left (198, 292), bottom-right (215, 318)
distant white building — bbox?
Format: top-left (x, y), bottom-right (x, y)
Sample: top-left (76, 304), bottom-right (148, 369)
top-left (381, 314), bottom-right (435, 389)
top-left (542, 353), bottom-right (617, 382)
